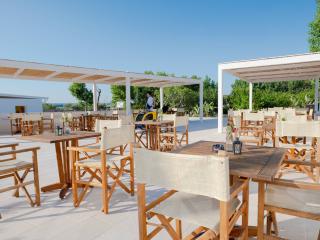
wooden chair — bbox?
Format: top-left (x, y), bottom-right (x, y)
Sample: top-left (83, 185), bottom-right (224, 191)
top-left (9, 113), bottom-right (23, 135)
top-left (0, 145), bottom-right (41, 218)
top-left (275, 120), bottom-right (320, 182)
top-left (257, 178), bottom-right (320, 239)
top-left (41, 113), bottom-right (54, 133)
top-left (136, 148), bottom-right (249, 240)
top-left (239, 112), bottom-right (264, 146)
top-left (21, 114), bottom-right (42, 136)
top-left (159, 115), bottom-right (189, 151)
top-left (68, 125), bottom-right (135, 214)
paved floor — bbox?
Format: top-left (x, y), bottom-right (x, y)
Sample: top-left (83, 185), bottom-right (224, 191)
top-left (0, 118), bottom-right (319, 239)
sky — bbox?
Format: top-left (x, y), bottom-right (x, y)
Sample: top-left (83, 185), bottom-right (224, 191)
top-left (0, 0), bottom-right (316, 103)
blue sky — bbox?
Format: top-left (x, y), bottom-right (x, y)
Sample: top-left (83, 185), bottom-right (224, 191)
top-left (0, 0), bottom-right (316, 103)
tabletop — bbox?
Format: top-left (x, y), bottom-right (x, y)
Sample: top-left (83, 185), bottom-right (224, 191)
top-left (173, 141), bottom-right (285, 181)
top-left (134, 120), bottom-right (173, 126)
top-left (20, 131), bottom-right (100, 143)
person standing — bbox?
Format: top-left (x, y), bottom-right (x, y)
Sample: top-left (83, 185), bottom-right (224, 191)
top-left (146, 92), bottom-right (154, 111)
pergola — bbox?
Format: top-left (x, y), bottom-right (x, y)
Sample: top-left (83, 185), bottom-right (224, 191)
top-left (217, 52), bottom-right (320, 133)
top-left (0, 59), bottom-right (203, 118)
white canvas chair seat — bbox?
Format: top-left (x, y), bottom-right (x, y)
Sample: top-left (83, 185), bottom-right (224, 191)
top-left (152, 192), bottom-right (241, 233)
top-left (75, 154), bottom-right (130, 168)
top-left (265, 184), bottom-right (320, 215)
top-left (277, 142), bottom-right (313, 151)
top-left (0, 160), bottom-right (33, 174)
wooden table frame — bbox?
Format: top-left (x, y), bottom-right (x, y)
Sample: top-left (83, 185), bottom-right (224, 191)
top-left (20, 132), bottom-right (100, 199)
top-left (134, 120), bottom-right (173, 150)
top-left (173, 141), bottom-right (285, 240)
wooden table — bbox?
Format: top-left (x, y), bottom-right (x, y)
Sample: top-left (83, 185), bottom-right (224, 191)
top-left (173, 141), bottom-right (286, 239)
top-left (135, 120), bottom-right (173, 150)
top-left (20, 131), bottom-right (100, 199)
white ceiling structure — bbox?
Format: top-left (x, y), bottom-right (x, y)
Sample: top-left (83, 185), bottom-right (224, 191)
top-left (0, 59), bottom-right (199, 87)
top-left (217, 52), bottom-right (320, 132)
top-left (0, 59), bottom-right (203, 117)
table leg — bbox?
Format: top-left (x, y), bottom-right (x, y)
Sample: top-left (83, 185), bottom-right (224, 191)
top-left (156, 125), bottom-right (160, 150)
top-left (41, 142), bottom-right (65, 194)
top-left (257, 181), bottom-right (265, 240)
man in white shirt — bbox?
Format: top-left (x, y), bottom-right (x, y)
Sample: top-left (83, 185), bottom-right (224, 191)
top-left (146, 92), bottom-right (154, 111)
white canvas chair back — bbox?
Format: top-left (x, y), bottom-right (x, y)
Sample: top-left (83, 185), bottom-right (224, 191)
top-left (67, 113), bottom-right (73, 121)
top-left (174, 115), bottom-right (188, 127)
top-left (29, 114), bottom-right (42, 121)
top-left (243, 112), bottom-right (264, 122)
top-left (232, 116), bottom-right (242, 128)
top-left (259, 111), bottom-right (276, 117)
top-left (100, 125), bottom-right (135, 150)
top-left (118, 114), bottom-right (134, 125)
top-left (135, 148), bottom-right (230, 201)
top-left (162, 114), bottom-right (175, 121)
top-left (94, 119), bottom-right (122, 132)
top-left (276, 120), bottom-right (320, 138)
top-left (9, 113), bottom-right (23, 119)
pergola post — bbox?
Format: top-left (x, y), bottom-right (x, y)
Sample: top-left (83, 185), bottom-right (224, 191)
top-left (92, 82), bottom-right (98, 111)
top-left (199, 80), bottom-right (204, 121)
top-left (315, 78), bottom-right (319, 114)
top-left (249, 82), bottom-right (253, 111)
top-left (126, 77), bottom-right (131, 115)
top-left (218, 66), bottom-right (223, 133)
top-left (160, 87), bottom-right (164, 110)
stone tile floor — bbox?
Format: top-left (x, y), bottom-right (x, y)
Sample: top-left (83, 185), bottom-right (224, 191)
top-left (0, 118), bottom-right (319, 239)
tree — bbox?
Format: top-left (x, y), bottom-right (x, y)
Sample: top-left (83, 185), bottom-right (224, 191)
top-left (69, 83), bottom-right (93, 110)
top-left (309, 0), bottom-right (320, 52)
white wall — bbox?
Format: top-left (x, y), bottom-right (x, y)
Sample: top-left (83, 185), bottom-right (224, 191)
top-left (0, 98), bottom-right (43, 113)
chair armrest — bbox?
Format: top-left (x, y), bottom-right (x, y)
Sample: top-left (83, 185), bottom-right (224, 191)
top-left (0, 143), bottom-right (19, 149)
top-left (283, 159), bottom-right (320, 168)
top-left (0, 147), bottom-right (40, 157)
top-left (67, 146), bottom-right (102, 153)
top-left (264, 179), bottom-right (320, 190)
top-left (230, 178), bottom-right (249, 199)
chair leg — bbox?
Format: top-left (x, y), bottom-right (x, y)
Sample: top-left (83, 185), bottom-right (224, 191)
top-left (101, 155), bottom-right (108, 214)
top-left (71, 152), bottom-right (79, 207)
top-left (32, 150), bottom-right (41, 206)
top-left (13, 177), bottom-right (19, 197)
top-left (176, 219), bottom-right (182, 238)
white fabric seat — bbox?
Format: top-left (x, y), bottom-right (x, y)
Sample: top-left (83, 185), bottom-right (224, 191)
top-left (0, 160), bottom-right (33, 174)
top-left (277, 142), bottom-right (313, 151)
top-left (265, 184), bottom-right (320, 215)
top-left (75, 154), bottom-right (130, 168)
top-left (153, 192), bottom-right (240, 232)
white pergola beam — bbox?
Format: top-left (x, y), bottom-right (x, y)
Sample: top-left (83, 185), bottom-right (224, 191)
top-left (199, 80), bottom-right (204, 120)
top-left (160, 87), bottom-right (164, 110)
top-left (126, 77), bottom-right (131, 115)
top-left (218, 66), bottom-right (223, 133)
top-left (93, 82), bottom-right (98, 111)
top-left (249, 82), bottom-right (253, 111)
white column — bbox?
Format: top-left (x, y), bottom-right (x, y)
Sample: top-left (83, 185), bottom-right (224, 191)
top-left (249, 82), bottom-right (253, 111)
top-left (92, 82), bottom-right (98, 111)
top-left (126, 77), bottom-right (131, 115)
top-left (218, 66), bottom-right (223, 133)
top-left (160, 87), bottom-right (164, 110)
top-left (315, 78), bottom-right (319, 114)
top-left (199, 80), bottom-right (204, 121)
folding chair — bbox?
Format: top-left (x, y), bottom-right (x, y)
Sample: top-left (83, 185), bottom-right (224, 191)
top-left (21, 114), bottom-right (42, 136)
top-left (159, 115), bottom-right (189, 151)
top-left (257, 178), bottom-right (320, 239)
top-left (135, 148), bottom-right (249, 239)
top-left (68, 125), bottom-right (135, 214)
top-left (239, 112), bottom-right (264, 146)
top-left (0, 145), bottom-right (41, 218)
top-left (275, 120), bottom-right (320, 182)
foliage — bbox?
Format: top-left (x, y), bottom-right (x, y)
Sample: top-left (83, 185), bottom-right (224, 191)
top-left (69, 83), bottom-right (93, 110)
top-left (111, 72), bottom-right (217, 116)
top-left (227, 79), bottom-right (314, 110)
top-left (309, 0), bottom-right (320, 52)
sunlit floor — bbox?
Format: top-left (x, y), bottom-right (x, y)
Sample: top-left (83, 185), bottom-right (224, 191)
top-left (0, 118), bottom-right (319, 240)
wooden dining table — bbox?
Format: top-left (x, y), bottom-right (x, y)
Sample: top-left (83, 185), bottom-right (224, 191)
top-left (134, 120), bottom-right (173, 150)
top-left (173, 141), bottom-right (286, 239)
top-left (20, 131), bottom-right (100, 199)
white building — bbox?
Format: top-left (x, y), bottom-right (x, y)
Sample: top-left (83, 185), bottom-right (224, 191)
top-left (0, 93), bottom-right (47, 113)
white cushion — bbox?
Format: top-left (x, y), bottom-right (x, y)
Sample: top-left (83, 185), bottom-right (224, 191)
top-left (152, 192), bottom-right (240, 233)
top-left (265, 184), bottom-right (320, 215)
